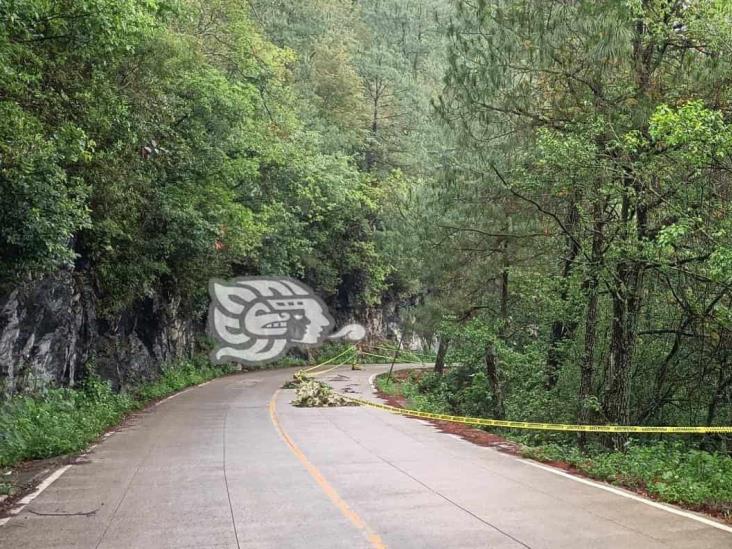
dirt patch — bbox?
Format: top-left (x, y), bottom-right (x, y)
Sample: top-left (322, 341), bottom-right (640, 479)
top-left (373, 371), bottom-right (732, 526)
top-left (377, 391), bottom-right (408, 409)
top-left (430, 419), bottom-right (524, 456)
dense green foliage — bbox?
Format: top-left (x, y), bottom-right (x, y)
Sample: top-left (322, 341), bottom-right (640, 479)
top-left (0, 0), bottom-right (419, 312)
top-left (385, 0), bottom-right (732, 454)
top-left (0, 358), bottom-right (232, 467)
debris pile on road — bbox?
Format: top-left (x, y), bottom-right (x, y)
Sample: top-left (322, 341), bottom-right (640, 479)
top-left (282, 370), bottom-right (309, 389)
top-left (291, 379), bottom-right (358, 407)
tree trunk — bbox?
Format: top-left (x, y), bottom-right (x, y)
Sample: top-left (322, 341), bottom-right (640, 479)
top-left (603, 165), bottom-right (646, 449)
top-left (500, 267), bottom-right (509, 336)
top-left (484, 342), bottom-right (505, 419)
top-left (602, 261), bottom-right (644, 448)
top-left (434, 336), bottom-right (450, 375)
top-left (578, 200), bottom-right (604, 448)
top-left (545, 201), bottom-right (581, 389)
top-left (364, 83), bottom-right (381, 172)
top-left (498, 223), bottom-right (510, 340)
top-left (577, 288), bottom-right (599, 448)
top-left (702, 360), bottom-right (731, 451)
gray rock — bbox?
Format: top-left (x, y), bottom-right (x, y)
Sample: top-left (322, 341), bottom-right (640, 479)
top-left (0, 271), bottom-right (416, 396)
top-left (0, 271), bottom-right (195, 396)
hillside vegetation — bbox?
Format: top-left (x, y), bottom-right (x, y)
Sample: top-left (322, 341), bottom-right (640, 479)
top-left (1, 0), bottom-right (731, 510)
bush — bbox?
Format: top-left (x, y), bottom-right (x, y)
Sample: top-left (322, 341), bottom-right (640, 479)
top-left (521, 441), bottom-right (732, 508)
top-left (375, 372), bottom-right (452, 414)
top-left (375, 375), bottom-right (402, 396)
top-left (0, 378), bottom-right (132, 466)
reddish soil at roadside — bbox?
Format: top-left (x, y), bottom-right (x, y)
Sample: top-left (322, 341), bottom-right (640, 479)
top-left (374, 370), bottom-right (731, 525)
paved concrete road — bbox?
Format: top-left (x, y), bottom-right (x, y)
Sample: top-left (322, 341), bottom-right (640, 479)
top-left (1, 365), bottom-right (730, 548)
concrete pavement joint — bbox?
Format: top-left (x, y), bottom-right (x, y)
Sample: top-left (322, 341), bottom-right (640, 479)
top-left (358, 400), bottom-right (665, 543)
top-left (0, 377), bottom-right (191, 531)
top-left (366, 398), bottom-right (729, 538)
top-left (268, 389), bottom-right (386, 549)
top-left (93, 422), bottom-right (162, 548)
top-left (321, 410), bottom-right (533, 549)
top-left (3, 367), bottom-right (728, 547)
top-left (223, 405), bottom-right (242, 549)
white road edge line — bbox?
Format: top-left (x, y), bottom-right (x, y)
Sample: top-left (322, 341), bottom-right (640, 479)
top-left (0, 465), bottom-right (72, 527)
top-left (154, 388), bottom-right (189, 406)
top-left (367, 366), bottom-right (732, 534)
top-left (368, 373), bottom-right (377, 393)
top-left (155, 392), bottom-right (181, 405)
top-left (155, 381), bottom-right (210, 407)
top-left (520, 458), bottom-right (732, 533)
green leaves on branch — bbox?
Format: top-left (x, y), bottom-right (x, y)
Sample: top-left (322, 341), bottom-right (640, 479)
top-left (1, 0), bottom-right (397, 313)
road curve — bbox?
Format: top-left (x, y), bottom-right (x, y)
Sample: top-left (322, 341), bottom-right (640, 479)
top-left (1, 365), bottom-right (730, 549)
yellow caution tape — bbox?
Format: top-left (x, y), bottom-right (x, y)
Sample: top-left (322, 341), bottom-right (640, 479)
top-left (370, 346), bottom-right (434, 364)
top-left (302, 346), bottom-right (356, 373)
top-left (370, 346), bottom-right (401, 356)
top-left (307, 361), bottom-right (347, 377)
top-left (360, 351), bottom-right (394, 361)
top-left (361, 350), bottom-right (430, 364)
top-left (340, 395), bottom-right (732, 434)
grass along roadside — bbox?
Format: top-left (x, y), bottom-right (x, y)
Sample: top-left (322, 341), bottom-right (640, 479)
top-left (0, 357), bottom-right (236, 477)
top-left (374, 371), bottom-right (732, 521)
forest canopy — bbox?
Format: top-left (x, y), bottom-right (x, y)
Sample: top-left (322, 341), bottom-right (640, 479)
top-left (0, 0), bottom-right (423, 313)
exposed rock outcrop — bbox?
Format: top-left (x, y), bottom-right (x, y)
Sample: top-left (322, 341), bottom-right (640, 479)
top-left (0, 271), bottom-right (196, 396)
top-left (0, 271), bottom-right (417, 396)
top-left (331, 302), bottom-right (431, 352)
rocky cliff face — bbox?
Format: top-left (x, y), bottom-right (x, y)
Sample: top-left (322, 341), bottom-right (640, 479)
top-left (331, 302), bottom-right (431, 352)
top-left (0, 272), bottom-right (420, 396)
top-left (0, 271), bottom-right (196, 396)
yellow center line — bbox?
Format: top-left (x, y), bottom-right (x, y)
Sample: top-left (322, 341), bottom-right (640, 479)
top-left (268, 390), bottom-right (386, 549)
